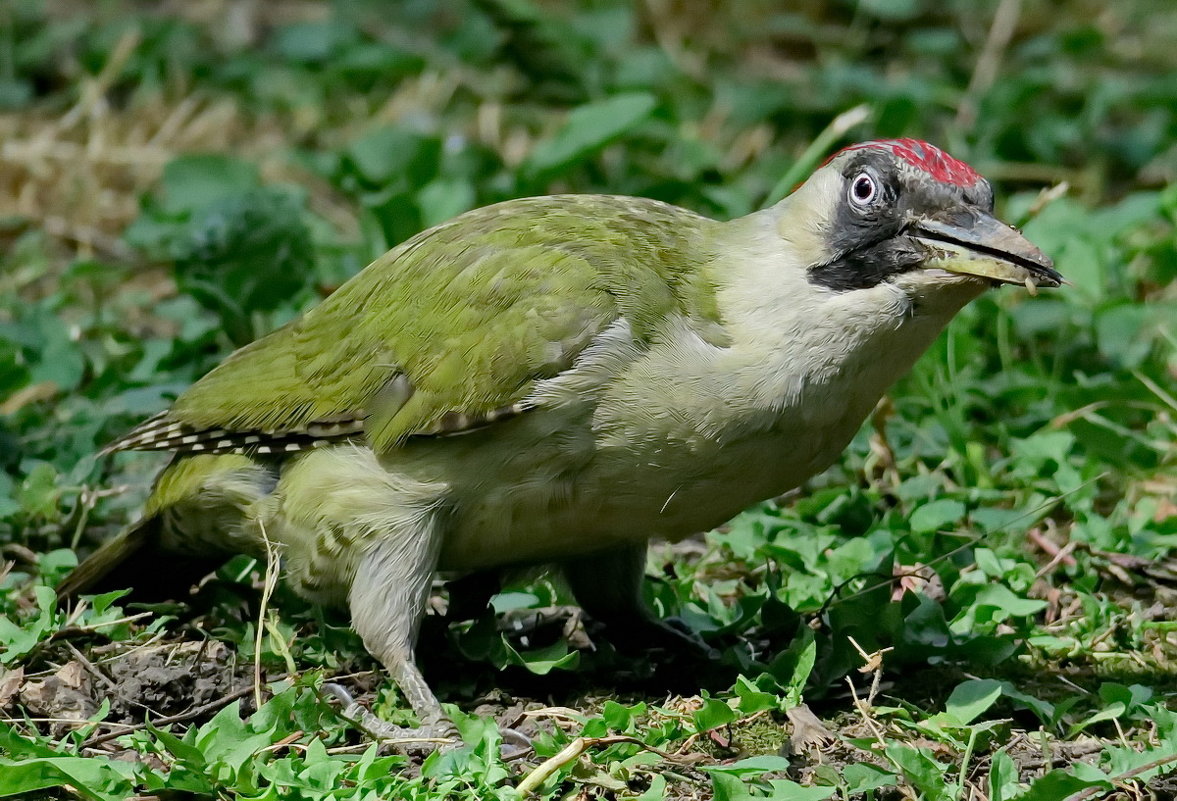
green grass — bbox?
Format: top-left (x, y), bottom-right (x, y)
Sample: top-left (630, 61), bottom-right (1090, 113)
top-left (1, 1), bottom-right (1175, 799)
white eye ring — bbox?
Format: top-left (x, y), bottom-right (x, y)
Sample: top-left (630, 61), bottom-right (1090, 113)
top-left (849, 172), bottom-right (878, 207)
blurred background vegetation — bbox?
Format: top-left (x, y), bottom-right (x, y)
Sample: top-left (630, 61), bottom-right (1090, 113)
top-left (0, 1), bottom-right (1175, 799)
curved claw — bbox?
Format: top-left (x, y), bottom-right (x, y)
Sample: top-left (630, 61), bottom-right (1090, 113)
top-left (499, 727), bottom-right (534, 762)
top-left (323, 681), bottom-right (361, 714)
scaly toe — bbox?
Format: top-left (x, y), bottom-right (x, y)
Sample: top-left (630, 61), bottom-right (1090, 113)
top-left (323, 682), bottom-right (460, 749)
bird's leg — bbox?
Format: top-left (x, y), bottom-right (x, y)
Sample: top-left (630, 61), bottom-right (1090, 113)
top-left (339, 531), bottom-right (531, 758)
top-left (561, 544), bottom-right (717, 660)
top-left (274, 449), bottom-right (458, 746)
top-left (340, 527), bottom-right (459, 745)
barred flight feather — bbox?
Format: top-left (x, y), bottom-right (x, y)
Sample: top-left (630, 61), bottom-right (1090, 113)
top-left (102, 401), bottom-right (529, 457)
top-left (102, 416), bottom-right (362, 456)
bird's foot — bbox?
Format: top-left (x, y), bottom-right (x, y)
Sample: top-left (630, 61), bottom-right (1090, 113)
top-left (653, 616), bottom-right (721, 661)
top-left (600, 614), bottom-right (718, 662)
top-left (322, 683), bottom-right (532, 760)
top-left (324, 682), bottom-right (458, 748)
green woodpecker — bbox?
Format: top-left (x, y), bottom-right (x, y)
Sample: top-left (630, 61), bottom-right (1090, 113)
top-left (60, 139), bottom-right (1061, 742)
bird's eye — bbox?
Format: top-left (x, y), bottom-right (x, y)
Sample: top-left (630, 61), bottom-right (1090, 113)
top-left (849, 173), bottom-right (878, 207)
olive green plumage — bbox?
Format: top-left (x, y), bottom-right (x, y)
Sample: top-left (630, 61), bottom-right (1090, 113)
top-left (113, 195), bottom-right (724, 457)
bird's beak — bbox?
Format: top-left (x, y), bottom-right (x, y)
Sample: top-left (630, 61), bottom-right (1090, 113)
top-left (911, 211), bottom-right (1062, 288)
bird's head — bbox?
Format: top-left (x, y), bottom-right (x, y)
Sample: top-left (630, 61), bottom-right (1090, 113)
top-left (778, 139), bottom-right (1061, 302)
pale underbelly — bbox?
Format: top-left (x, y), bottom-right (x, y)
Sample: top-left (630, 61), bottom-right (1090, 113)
top-left (432, 414), bottom-right (859, 572)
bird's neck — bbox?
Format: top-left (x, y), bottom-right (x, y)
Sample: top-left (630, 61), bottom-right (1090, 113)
top-left (708, 209), bottom-right (983, 428)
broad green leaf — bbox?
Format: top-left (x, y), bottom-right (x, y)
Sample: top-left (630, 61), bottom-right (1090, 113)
top-left (525, 93), bottom-right (656, 175)
top-left (910, 499), bottom-right (966, 534)
top-left (842, 762), bottom-right (897, 793)
top-left (1098, 682), bottom-right (1151, 712)
top-left (886, 744), bottom-right (951, 801)
top-left (734, 675), bottom-right (779, 715)
top-left (941, 679), bottom-right (1004, 726)
top-left (417, 178), bottom-right (475, 228)
top-left (601, 700), bottom-right (635, 731)
top-left (998, 683), bottom-right (1056, 726)
top-left (504, 638), bottom-right (580, 675)
top-left (171, 187), bottom-right (315, 344)
top-left (692, 696), bottom-right (737, 733)
top-left (1011, 431), bottom-right (1076, 467)
top-left (1095, 303), bottom-right (1155, 368)
top-left (1067, 702), bottom-right (1126, 736)
top-left (146, 720), bottom-right (208, 768)
top-left (27, 315), bottom-right (84, 391)
top-left (0, 722), bottom-right (60, 759)
top-left (0, 586), bottom-right (57, 664)
top-left (489, 591), bottom-right (541, 613)
top-left (989, 749), bottom-right (1021, 801)
top-left (702, 755), bottom-right (792, 777)
top-left (711, 772), bottom-right (756, 801)
top-left (17, 462), bottom-right (60, 521)
top-left (1013, 767), bottom-right (1110, 801)
top-left (765, 778), bottom-right (837, 799)
top-left (156, 155), bottom-right (259, 216)
top-left (964, 584), bottom-right (1049, 619)
top-left (0, 757), bottom-right (138, 801)
top-left (634, 773), bottom-right (668, 800)
top-left (768, 626), bottom-right (817, 706)
top-left (346, 127), bottom-right (440, 187)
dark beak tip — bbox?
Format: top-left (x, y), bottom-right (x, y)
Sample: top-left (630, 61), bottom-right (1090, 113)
top-left (1034, 259), bottom-right (1064, 288)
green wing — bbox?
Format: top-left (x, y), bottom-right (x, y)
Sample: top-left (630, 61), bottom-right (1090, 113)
top-left (112, 195), bottom-right (723, 455)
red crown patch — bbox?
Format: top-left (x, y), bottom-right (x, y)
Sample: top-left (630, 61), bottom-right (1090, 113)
top-left (829, 138), bottom-right (981, 188)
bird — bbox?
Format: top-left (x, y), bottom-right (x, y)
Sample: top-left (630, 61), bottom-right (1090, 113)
top-left (58, 138), bottom-right (1062, 744)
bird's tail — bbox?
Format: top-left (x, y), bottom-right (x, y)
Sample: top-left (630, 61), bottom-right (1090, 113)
top-left (56, 515), bottom-right (154, 601)
top-left (55, 515), bottom-right (227, 604)
top-left (58, 453), bottom-right (277, 603)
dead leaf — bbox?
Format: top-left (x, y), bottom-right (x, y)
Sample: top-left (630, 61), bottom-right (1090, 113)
top-left (0, 666), bottom-right (24, 708)
top-left (20, 659), bottom-right (98, 730)
top-left (786, 703), bottom-right (836, 754)
top-left (892, 562), bottom-right (946, 602)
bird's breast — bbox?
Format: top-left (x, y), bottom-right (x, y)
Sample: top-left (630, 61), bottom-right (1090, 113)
top-left (437, 281), bottom-right (965, 572)
top-left (432, 354), bottom-right (885, 572)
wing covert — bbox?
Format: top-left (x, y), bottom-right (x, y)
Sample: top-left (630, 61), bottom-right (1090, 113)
top-left (109, 195), bottom-right (721, 456)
